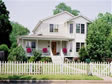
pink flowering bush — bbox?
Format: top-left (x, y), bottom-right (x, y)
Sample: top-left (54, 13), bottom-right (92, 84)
top-left (43, 48), bottom-right (48, 53)
top-left (63, 48), bottom-right (67, 54)
top-left (27, 48), bottom-right (32, 53)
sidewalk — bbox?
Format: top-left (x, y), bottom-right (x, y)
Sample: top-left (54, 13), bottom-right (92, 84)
top-left (0, 80), bottom-right (112, 84)
top-left (101, 76), bottom-right (112, 81)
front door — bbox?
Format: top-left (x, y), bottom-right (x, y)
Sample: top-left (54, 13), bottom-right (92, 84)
top-left (52, 42), bottom-right (56, 55)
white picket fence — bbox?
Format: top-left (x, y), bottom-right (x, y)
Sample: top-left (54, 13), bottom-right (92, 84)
top-left (0, 61), bottom-right (112, 77)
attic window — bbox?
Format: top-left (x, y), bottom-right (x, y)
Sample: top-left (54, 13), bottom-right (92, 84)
top-left (50, 24), bottom-right (58, 32)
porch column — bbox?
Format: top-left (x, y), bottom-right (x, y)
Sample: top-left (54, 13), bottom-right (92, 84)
top-left (50, 40), bottom-right (53, 56)
top-left (66, 41), bottom-right (69, 56)
top-left (36, 40), bottom-right (38, 50)
top-left (60, 40), bottom-right (64, 63)
top-left (60, 41), bottom-right (64, 56)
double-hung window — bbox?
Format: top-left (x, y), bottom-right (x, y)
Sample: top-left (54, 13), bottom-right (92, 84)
top-left (76, 24), bottom-right (80, 33)
top-left (50, 24), bottom-right (58, 32)
top-left (50, 24), bottom-right (53, 32)
top-left (76, 23), bottom-right (85, 34)
top-left (81, 24), bottom-right (85, 34)
top-left (70, 24), bottom-right (73, 33)
top-left (76, 42), bottom-right (85, 52)
top-left (76, 42), bottom-right (80, 52)
top-left (31, 41), bottom-right (36, 48)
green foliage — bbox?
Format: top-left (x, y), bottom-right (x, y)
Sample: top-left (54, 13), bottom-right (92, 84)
top-left (0, 0), bottom-right (12, 47)
top-left (86, 12), bottom-right (112, 61)
top-left (28, 56), bottom-right (35, 62)
top-left (8, 46), bottom-right (27, 61)
top-left (0, 44), bottom-right (9, 52)
top-left (11, 42), bottom-right (17, 48)
top-left (79, 46), bottom-right (88, 61)
top-left (40, 57), bottom-right (52, 62)
top-left (10, 22), bottom-right (30, 45)
top-left (33, 50), bottom-right (42, 61)
top-left (53, 2), bottom-right (80, 16)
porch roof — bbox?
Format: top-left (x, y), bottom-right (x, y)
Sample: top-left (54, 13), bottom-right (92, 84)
top-left (19, 34), bottom-right (74, 41)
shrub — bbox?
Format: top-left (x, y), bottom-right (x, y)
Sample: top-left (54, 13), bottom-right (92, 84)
top-left (40, 57), bottom-right (52, 62)
top-left (11, 42), bottom-right (17, 48)
top-left (28, 56), bottom-right (35, 62)
top-left (8, 46), bottom-right (27, 61)
top-left (79, 46), bottom-right (88, 61)
top-left (0, 44), bottom-right (9, 52)
top-left (33, 50), bottom-right (42, 61)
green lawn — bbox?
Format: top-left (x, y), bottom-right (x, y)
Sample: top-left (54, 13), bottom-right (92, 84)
top-left (0, 75), bottom-right (103, 80)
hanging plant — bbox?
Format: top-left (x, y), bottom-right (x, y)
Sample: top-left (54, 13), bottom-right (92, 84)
top-left (63, 48), bottom-right (67, 54)
top-left (27, 48), bottom-right (32, 53)
top-left (43, 48), bottom-right (48, 53)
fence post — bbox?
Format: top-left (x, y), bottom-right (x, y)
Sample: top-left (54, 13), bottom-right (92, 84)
top-left (90, 62), bottom-right (92, 75)
top-left (110, 62), bottom-right (112, 76)
top-left (61, 63), bottom-right (63, 74)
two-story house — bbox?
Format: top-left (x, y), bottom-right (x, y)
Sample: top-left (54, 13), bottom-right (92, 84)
top-left (18, 11), bottom-right (91, 63)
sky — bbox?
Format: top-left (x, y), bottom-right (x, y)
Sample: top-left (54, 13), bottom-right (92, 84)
top-left (3, 0), bottom-right (112, 32)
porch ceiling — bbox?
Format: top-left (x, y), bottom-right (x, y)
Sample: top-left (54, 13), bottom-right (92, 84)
top-left (19, 34), bottom-right (74, 41)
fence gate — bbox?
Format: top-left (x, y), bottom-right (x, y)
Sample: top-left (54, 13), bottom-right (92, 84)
top-left (90, 62), bottom-right (112, 77)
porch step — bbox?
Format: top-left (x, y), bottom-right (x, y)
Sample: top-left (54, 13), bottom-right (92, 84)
top-left (51, 56), bottom-right (63, 64)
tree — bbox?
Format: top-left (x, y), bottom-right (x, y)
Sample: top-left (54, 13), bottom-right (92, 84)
top-left (0, 0), bottom-right (12, 47)
top-left (53, 2), bottom-right (80, 16)
top-left (10, 22), bottom-right (30, 47)
top-left (86, 12), bottom-right (112, 61)
top-left (8, 46), bottom-right (27, 61)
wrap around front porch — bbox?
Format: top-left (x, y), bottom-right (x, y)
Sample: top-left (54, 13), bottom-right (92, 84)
top-left (18, 35), bottom-right (74, 58)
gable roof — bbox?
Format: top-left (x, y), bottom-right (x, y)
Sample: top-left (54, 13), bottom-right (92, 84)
top-left (67, 15), bottom-right (92, 22)
top-left (32, 11), bottom-right (74, 33)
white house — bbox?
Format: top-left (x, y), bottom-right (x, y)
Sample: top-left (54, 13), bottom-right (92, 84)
top-left (18, 11), bottom-right (91, 63)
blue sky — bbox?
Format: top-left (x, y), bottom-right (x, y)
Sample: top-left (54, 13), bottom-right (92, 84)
top-left (3, 0), bottom-right (111, 32)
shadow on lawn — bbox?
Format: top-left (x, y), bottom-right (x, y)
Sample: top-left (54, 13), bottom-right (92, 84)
top-left (8, 75), bottom-right (36, 80)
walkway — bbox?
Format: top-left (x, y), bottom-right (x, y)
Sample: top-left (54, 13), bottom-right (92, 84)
top-left (0, 80), bottom-right (112, 84)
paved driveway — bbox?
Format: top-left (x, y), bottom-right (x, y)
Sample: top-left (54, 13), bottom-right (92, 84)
top-left (0, 80), bottom-right (112, 84)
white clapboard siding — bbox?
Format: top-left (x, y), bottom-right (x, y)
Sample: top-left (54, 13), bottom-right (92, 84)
top-left (0, 61), bottom-right (112, 77)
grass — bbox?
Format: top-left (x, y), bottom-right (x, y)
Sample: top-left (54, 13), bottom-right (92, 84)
top-left (0, 75), bottom-right (103, 80)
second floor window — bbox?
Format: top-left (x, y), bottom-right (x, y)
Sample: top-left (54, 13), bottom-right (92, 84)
top-left (70, 24), bottom-right (73, 33)
top-left (76, 24), bottom-right (80, 33)
top-left (50, 24), bottom-right (58, 32)
top-left (50, 24), bottom-right (53, 32)
top-left (81, 24), bottom-right (85, 34)
top-left (76, 24), bottom-right (85, 34)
